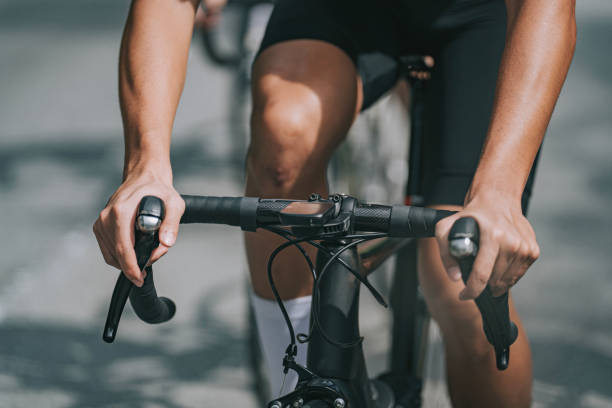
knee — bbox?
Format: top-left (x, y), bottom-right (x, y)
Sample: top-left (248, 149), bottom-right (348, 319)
top-left (247, 96), bottom-right (324, 195)
top-left (417, 239), bottom-right (492, 358)
top-left (427, 291), bottom-right (492, 360)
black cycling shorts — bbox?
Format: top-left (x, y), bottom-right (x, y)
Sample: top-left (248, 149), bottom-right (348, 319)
top-left (256, 0), bottom-right (538, 212)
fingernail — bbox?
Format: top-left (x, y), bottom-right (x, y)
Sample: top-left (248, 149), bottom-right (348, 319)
top-left (161, 231), bottom-right (175, 246)
top-left (449, 266), bottom-right (462, 281)
top-left (459, 290), bottom-right (468, 301)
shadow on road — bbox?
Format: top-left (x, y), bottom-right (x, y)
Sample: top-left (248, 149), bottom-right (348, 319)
top-left (0, 286), bottom-right (253, 407)
top-left (532, 339), bottom-right (612, 404)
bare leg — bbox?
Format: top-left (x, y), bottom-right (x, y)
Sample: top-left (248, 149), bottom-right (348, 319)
top-left (418, 205), bottom-right (533, 408)
top-left (246, 39), bottom-right (362, 300)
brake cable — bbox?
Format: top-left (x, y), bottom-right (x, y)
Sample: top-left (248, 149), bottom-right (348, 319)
top-left (263, 227), bottom-right (389, 352)
top-left (309, 234), bottom-right (387, 348)
top-left (263, 233), bottom-right (320, 358)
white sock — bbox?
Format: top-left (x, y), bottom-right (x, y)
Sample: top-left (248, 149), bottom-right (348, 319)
top-left (250, 291), bottom-right (312, 398)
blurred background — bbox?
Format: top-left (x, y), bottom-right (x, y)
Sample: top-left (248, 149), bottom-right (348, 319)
top-left (0, 0), bottom-right (610, 407)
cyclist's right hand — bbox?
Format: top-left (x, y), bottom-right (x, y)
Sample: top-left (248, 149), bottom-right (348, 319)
top-left (93, 169), bottom-right (185, 287)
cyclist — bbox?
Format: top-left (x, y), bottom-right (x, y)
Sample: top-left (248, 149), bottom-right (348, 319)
top-left (93, 0), bottom-right (576, 406)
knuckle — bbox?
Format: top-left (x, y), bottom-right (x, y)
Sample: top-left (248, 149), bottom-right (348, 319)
top-left (464, 287), bottom-right (479, 298)
top-left (517, 243), bottom-right (530, 260)
top-left (98, 208), bottom-right (111, 223)
top-left (490, 283), bottom-right (506, 297)
top-left (491, 228), bottom-right (505, 242)
top-left (530, 244), bottom-right (541, 261)
top-left (109, 204), bottom-right (123, 218)
top-left (494, 281), bottom-right (508, 293)
top-left (473, 270), bottom-right (489, 287)
top-left (507, 237), bottom-right (522, 254)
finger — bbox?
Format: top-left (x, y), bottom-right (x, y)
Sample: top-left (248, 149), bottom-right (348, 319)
top-left (517, 219), bottom-right (540, 264)
top-left (113, 208), bottom-right (143, 287)
top-left (435, 215), bottom-right (463, 282)
top-left (93, 220), bottom-right (121, 269)
top-left (460, 235), bottom-right (499, 300)
top-left (500, 256), bottom-right (529, 291)
top-left (488, 235), bottom-right (520, 296)
top-left (158, 196), bottom-right (185, 248)
top-left (148, 244), bottom-right (170, 266)
top-left (99, 230), bottom-right (121, 269)
top-left (496, 242), bottom-right (533, 294)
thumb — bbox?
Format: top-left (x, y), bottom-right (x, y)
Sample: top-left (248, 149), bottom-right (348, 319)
top-left (159, 196), bottom-right (185, 247)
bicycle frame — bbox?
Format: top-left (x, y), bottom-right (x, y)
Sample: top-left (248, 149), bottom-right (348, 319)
top-left (269, 240), bottom-right (395, 407)
top-left (309, 241), bottom-right (376, 404)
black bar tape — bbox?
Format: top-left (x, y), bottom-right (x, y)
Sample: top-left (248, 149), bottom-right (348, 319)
top-left (180, 195), bottom-right (243, 226)
top-left (240, 197), bottom-right (259, 231)
top-left (389, 206), bottom-right (454, 237)
top-left (129, 267), bottom-right (176, 324)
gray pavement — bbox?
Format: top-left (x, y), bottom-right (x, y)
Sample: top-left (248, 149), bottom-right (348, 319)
top-left (1, 0), bottom-right (611, 407)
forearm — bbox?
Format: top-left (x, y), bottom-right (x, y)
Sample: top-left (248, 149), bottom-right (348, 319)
top-left (469, 0), bottom-right (576, 203)
top-left (119, 0), bottom-right (199, 179)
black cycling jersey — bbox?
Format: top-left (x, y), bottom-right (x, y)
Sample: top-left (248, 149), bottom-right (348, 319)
top-left (256, 0), bottom-right (539, 211)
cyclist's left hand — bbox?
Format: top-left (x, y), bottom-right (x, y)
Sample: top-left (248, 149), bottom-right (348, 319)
top-left (435, 191), bottom-right (540, 299)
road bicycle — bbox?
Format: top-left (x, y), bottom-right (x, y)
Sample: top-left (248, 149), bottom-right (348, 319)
top-left (102, 194), bottom-right (519, 407)
top-left (198, 2), bottom-right (441, 402)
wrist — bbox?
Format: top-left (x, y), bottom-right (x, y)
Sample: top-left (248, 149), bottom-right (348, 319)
top-left (123, 130), bottom-right (172, 182)
top-left (465, 184), bottom-right (523, 211)
top-left (123, 154), bottom-right (172, 184)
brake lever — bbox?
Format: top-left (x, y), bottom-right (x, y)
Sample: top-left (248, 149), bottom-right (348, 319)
top-left (102, 196), bottom-right (164, 343)
top-left (449, 217), bottom-right (518, 370)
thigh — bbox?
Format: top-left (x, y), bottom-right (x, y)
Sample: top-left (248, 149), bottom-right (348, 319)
top-left (417, 1), bottom-right (515, 326)
top-left (257, 0), bottom-right (402, 112)
top-left (419, 0), bottom-right (520, 209)
top-left (416, 0), bottom-right (535, 339)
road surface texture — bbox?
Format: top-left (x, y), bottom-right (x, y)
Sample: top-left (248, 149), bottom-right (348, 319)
top-left (0, 0), bottom-right (610, 407)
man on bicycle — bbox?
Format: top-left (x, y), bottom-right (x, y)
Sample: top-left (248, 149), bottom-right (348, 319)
top-left (93, 0), bottom-right (576, 406)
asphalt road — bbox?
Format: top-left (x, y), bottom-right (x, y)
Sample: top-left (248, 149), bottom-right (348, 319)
top-left (1, 1), bottom-right (611, 407)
